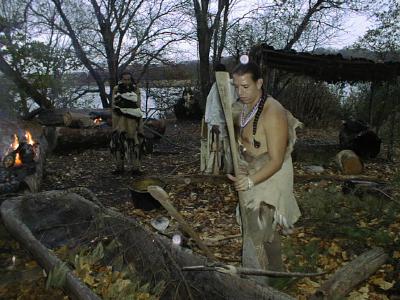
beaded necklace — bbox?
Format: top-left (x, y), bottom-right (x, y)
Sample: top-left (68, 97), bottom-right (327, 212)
top-left (240, 97), bottom-right (262, 129)
top-left (240, 95), bottom-right (267, 148)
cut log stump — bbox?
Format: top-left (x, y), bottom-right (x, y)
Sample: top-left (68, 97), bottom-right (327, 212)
top-left (336, 149), bottom-right (363, 175)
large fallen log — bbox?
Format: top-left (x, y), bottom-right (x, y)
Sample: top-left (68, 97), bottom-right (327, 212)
top-left (0, 189), bottom-right (295, 300)
top-left (63, 111), bottom-right (94, 128)
top-left (292, 139), bottom-right (340, 163)
top-left (44, 126), bottom-right (112, 152)
top-left (310, 247), bottom-right (388, 300)
top-left (36, 108), bottom-right (112, 127)
top-left (36, 108), bottom-right (71, 126)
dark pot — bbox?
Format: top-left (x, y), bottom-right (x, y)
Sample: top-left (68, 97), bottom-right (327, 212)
top-left (129, 178), bottom-right (165, 211)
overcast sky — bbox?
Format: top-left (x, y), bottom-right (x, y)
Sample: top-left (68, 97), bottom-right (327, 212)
top-left (329, 13), bottom-right (370, 49)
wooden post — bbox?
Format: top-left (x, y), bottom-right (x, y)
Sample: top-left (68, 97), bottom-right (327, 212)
top-left (215, 72), bottom-right (249, 261)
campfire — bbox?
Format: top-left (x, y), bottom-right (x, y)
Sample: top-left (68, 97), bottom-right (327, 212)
top-left (93, 116), bottom-right (103, 126)
top-left (2, 131), bottom-right (39, 169)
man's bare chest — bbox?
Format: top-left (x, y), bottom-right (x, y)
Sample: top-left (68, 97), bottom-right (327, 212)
top-left (239, 118), bottom-right (268, 155)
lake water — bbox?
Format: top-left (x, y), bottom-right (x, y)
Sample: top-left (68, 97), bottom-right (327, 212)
top-left (76, 86), bottom-right (184, 119)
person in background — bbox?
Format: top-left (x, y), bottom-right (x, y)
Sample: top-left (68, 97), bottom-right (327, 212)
top-left (227, 60), bottom-right (301, 285)
top-left (202, 63), bottom-right (237, 175)
top-left (110, 71), bottom-right (144, 176)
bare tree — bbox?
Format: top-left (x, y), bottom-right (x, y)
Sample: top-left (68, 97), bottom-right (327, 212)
top-left (192, 0), bottom-right (235, 107)
top-left (30, 0), bottom-right (189, 108)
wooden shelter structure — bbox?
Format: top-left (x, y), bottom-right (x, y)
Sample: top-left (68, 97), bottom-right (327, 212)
top-left (249, 44), bottom-right (400, 128)
top-left (249, 44), bottom-right (400, 84)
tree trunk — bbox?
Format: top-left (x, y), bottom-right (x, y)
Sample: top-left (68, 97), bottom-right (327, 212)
top-left (44, 127), bottom-right (112, 153)
top-left (311, 247), bottom-right (388, 300)
top-left (0, 54), bottom-right (53, 109)
top-left (63, 112), bottom-right (94, 128)
top-left (36, 108), bottom-right (72, 126)
top-left (37, 108), bottom-right (112, 127)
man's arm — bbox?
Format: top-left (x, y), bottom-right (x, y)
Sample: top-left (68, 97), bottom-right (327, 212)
top-left (250, 106), bottom-right (288, 185)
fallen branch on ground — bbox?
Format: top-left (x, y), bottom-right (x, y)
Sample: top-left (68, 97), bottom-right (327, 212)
top-left (183, 265), bottom-right (327, 278)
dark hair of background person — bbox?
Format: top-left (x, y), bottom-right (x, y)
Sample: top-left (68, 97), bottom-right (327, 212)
top-left (119, 71), bottom-right (136, 84)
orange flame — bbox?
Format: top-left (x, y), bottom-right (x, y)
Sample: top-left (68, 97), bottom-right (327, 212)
top-left (5, 131), bottom-right (35, 167)
top-left (25, 131), bottom-right (34, 145)
top-left (11, 134), bottom-right (19, 150)
top-left (94, 117), bottom-right (102, 125)
top-left (14, 153), bottom-right (22, 166)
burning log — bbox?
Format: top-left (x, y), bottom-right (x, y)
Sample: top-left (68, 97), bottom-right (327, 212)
top-left (0, 125), bottom-right (47, 194)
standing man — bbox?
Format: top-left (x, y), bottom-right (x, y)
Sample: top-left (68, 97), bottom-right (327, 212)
top-left (203, 64), bottom-right (237, 174)
top-left (227, 61), bottom-right (301, 283)
top-left (110, 71), bottom-right (144, 176)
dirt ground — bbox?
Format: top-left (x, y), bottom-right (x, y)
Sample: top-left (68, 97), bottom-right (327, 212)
top-left (1, 120), bottom-right (399, 299)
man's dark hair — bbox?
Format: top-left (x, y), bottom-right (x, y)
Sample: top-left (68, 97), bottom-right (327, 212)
top-left (232, 61), bottom-right (262, 82)
top-left (214, 63), bottom-right (226, 72)
top-left (119, 71), bottom-right (136, 83)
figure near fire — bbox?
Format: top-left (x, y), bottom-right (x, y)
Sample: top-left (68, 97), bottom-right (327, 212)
top-left (110, 71), bottom-right (144, 176)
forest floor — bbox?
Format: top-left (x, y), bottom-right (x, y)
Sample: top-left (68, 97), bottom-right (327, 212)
top-left (1, 119), bottom-right (399, 299)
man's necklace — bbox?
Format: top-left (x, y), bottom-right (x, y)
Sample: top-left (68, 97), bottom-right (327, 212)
top-left (240, 97), bottom-right (262, 130)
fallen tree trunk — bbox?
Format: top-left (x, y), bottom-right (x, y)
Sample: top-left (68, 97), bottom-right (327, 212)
top-left (310, 247), bottom-right (388, 300)
top-left (37, 108), bottom-right (112, 127)
top-left (63, 112), bottom-right (94, 128)
top-left (44, 126), bottom-right (112, 152)
top-left (294, 174), bottom-right (386, 184)
top-left (292, 139), bottom-right (340, 163)
top-left (0, 189), bottom-right (295, 300)
top-left (36, 108), bottom-right (71, 126)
